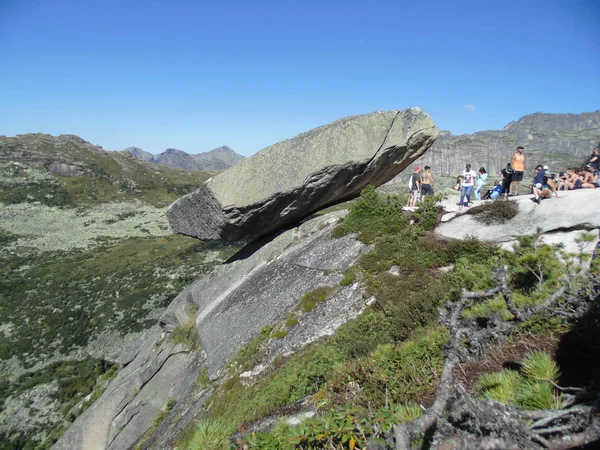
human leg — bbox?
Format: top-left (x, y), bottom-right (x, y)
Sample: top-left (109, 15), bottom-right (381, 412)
top-left (460, 186), bottom-right (467, 206)
top-left (465, 186), bottom-right (474, 204)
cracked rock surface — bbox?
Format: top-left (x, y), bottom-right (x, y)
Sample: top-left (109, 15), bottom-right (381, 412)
top-left (52, 325), bottom-right (205, 450)
top-left (161, 210), bottom-right (369, 379)
top-left (167, 108), bottom-right (438, 242)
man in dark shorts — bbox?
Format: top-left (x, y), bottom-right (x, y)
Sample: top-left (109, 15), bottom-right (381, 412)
top-left (421, 166), bottom-right (434, 198)
top-left (510, 146), bottom-right (525, 195)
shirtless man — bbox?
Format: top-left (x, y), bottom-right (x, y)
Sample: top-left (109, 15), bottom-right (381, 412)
top-left (583, 165), bottom-right (599, 187)
top-left (566, 168), bottom-right (595, 189)
top-left (420, 166), bottom-right (434, 199)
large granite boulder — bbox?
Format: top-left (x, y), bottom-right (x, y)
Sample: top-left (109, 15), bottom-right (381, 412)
top-left (167, 108), bottom-right (438, 241)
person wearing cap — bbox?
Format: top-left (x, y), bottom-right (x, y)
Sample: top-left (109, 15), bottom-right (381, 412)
top-left (421, 166), bottom-right (434, 199)
top-left (510, 146), bottom-right (525, 195)
top-left (408, 166), bottom-right (422, 209)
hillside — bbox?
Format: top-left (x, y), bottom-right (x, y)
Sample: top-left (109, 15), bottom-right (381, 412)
top-left (0, 133), bottom-right (214, 208)
top-left (2, 119), bottom-right (600, 450)
top-left (0, 133), bottom-right (238, 448)
top-left (416, 110), bottom-right (600, 176)
top-left (121, 145), bottom-right (245, 171)
top-left (54, 187), bottom-right (600, 450)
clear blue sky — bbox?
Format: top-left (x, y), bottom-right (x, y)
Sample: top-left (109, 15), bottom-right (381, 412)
top-left (1, 0), bottom-right (598, 156)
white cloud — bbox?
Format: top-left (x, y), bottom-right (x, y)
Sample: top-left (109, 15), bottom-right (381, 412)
top-left (463, 104), bottom-right (476, 111)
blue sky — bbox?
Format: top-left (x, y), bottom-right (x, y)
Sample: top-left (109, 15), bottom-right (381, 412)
top-left (1, 0), bottom-right (598, 156)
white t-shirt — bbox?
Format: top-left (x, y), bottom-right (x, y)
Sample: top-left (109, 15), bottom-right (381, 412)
top-left (462, 169), bottom-right (477, 187)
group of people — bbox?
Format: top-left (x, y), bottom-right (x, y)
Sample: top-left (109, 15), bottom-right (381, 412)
top-left (406, 144), bottom-right (600, 211)
top-left (406, 165), bottom-right (434, 210)
top-left (454, 144), bottom-right (600, 208)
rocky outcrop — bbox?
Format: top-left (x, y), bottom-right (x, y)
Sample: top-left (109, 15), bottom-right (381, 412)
top-left (54, 210), bottom-right (369, 450)
top-left (167, 108), bottom-right (438, 242)
top-left (416, 110), bottom-right (600, 176)
top-left (160, 210), bottom-right (369, 378)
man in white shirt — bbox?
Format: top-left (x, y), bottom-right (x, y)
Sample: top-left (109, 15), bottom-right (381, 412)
top-left (459, 163), bottom-right (477, 209)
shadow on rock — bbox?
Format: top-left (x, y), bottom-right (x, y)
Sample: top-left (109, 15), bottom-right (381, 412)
top-left (556, 292), bottom-right (600, 390)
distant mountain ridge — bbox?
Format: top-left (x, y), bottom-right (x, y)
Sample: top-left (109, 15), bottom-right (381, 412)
top-left (121, 145), bottom-right (245, 171)
top-left (416, 110), bottom-right (600, 176)
top-left (0, 133), bottom-right (212, 208)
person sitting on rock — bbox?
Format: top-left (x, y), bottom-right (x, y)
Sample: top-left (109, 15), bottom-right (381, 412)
top-left (483, 181), bottom-right (502, 200)
top-left (530, 165), bottom-right (544, 193)
top-left (581, 165), bottom-right (599, 187)
top-left (531, 175), bottom-right (559, 204)
top-left (556, 171), bottom-right (569, 190)
top-left (586, 164), bottom-right (600, 187)
top-left (474, 167), bottom-right (488, 201)
top-left (566, 168), bottom-right (595, 189)
top-left (421, 166), bottom-right (435, 199)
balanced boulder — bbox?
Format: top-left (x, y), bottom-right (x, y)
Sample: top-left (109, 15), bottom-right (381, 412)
top-left (167, 108), bottom-right (438, 241)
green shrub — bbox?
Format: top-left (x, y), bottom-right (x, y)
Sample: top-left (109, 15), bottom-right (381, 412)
top-left (333, 186), bottom-right (406, 243)
top-left (325, 327), bottom-right (448, 408)
top-left (475, 351), bottom-right (567, 410)
top-left (231, 325), bottom-right (274, 371)
top-left (471, 199), bottom-right (518, 225)
top-left (284, 316), bottom-right (298, 328)
top-left (169, 307), bottom-right (201, 350)
top-left (187, 419), bottom-right (232, 450)
top-left (241, 401), bottom-right (424, 449)
top-left (273, 330), bottom-right (288, 339)
top-left (296, 286), bottom-right (338, 313)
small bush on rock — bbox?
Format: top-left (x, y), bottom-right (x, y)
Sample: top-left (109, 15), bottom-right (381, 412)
top-left (472, 199), bottom-right (518, 225)
top-left (475, 351), bottom-right (567, 410)
top-left (187, 419), bottom-right (231, 450)
top-left (333, 185), bottom-right (406, 243)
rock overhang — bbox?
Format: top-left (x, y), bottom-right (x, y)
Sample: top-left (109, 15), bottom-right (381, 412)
top-left (166, 108), bottom-right (438, 242)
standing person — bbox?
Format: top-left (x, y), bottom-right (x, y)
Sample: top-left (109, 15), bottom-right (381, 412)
top-left (459, 164), bottom-right (477, 209)
top-left (421, 166), bottom-right (434, 199)
top-left (408, 166), bottom-right (422, 210)
top-left (474, 167), bottom-right (488, 200)
top-left (510, 146), bottom-right (525, 195)
top-left (499, 163), bottom-right (514, 197)
top-left (588, 147), bottom-right (599, 171)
